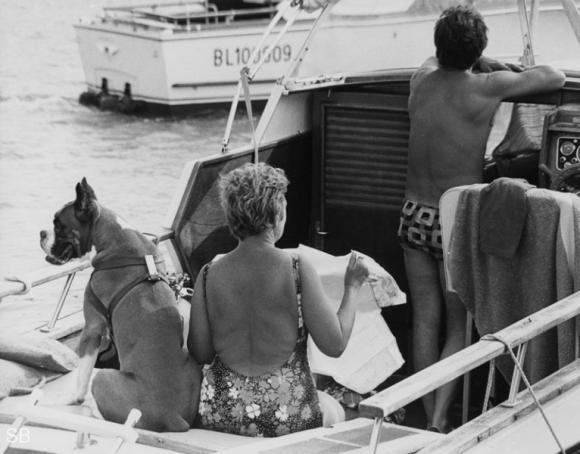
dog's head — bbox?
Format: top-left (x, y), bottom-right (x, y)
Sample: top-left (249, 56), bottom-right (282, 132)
top-left (40, 178), bottom-right (100, 265)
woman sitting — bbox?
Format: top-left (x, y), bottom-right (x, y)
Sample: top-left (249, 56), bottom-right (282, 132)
top-left (188, 162), bottom-right (368, 437)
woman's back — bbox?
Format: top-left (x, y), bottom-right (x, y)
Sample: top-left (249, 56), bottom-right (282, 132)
top-left (188, 162), bottom-right (367, 437)
top-left (204, 241), bottom-right (301, 376)
top-left (198, 241), bottom-right (324, 437)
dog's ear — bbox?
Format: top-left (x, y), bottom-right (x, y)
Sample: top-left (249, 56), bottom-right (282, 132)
top-left (74, 178), bottom-right (99, 222)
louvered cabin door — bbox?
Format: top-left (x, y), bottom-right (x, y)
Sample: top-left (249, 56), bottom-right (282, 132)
top-left (312, 91), bottom-right (410, 294)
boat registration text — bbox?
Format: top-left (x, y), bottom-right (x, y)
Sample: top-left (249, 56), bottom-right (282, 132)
top-left (214, 45), bottom-right (293, 67)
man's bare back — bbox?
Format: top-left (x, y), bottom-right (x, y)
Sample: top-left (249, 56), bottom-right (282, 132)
top-left (405, 56), bottom-right (566, 206)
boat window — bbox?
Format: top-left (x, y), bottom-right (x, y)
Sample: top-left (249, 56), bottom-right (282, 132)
top-left (291, 0), bottom-right (580, 79)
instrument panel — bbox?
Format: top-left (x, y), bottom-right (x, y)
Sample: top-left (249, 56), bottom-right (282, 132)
top-left (556, 136), bottom-right (580, 170)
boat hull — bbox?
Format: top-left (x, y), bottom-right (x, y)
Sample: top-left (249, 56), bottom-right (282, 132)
top-left (74, 18), bottom-right (313, 113)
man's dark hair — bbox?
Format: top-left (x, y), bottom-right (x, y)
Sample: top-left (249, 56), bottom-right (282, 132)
top-left (434, 6), bottom-right (488, 70)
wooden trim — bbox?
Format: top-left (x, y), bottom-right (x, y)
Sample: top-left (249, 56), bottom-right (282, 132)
top-left (420, 358), bottom-right (580, 453)
top-left (0, 406), bottom-right (138, 443)
top-left (359, 291), bottom-right (580, 419)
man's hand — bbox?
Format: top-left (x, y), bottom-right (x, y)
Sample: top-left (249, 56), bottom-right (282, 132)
top-left (473, 56), bottom-right (524, 73)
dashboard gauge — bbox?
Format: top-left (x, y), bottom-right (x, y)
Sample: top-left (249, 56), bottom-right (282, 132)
top-left (559, 141), bottom-right (576, 156)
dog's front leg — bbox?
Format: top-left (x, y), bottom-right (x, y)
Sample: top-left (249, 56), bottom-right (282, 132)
top-left (41, 304), bottom-right (107, 407)
top-left (72, 299), bottom-right (109, 404)
top-left (74, 329), bottom-right (105, 403)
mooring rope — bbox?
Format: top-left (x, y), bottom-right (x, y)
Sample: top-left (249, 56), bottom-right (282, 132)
top-left (481, 334), bottom-right (567, 454)
top-left (482, 358), bottom-right (496, 413)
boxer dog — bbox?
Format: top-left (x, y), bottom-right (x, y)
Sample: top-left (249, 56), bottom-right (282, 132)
top-left (40, 178), bottom-right (200, 432)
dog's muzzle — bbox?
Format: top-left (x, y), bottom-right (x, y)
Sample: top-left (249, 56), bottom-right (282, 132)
top-left (40, 230), bottom-right (54, 256)
top-left (40, 229), bottom-right (78, 265)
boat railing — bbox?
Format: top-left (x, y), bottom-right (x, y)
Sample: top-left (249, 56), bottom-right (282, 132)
top-left (358, 290), bottom-right (580, 454)
top-left (0, 390), bottom-right (142, 454)
top-left (0, 230), bottom-right (174, 334)
top-left (103, 1), bottom-right (280, 30)
top-left (221, 0), bottom-right (330, 155)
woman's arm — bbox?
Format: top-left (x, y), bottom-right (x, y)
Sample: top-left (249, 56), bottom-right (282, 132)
top-left (300, 252), bottom-right (368, 358)
top-left (187, 268), bottom-right (215, 364)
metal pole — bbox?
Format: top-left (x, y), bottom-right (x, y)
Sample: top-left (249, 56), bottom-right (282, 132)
top-left (221, 82), bottom-right (242, 153)
top-left (41, 272), bottom-right (75, 332)
top-left (248, 7), bottom-right (301, 80)
top-left (462, 313), bottom-right (473, 424)
top-left (517, 0), bottom-right (536, 66)
top-left (241, 68), bottom-right (259, 163)
top-left (561, 0), bottom-right (580, 45)
top-left (503, 342), bottom-right (528, 407)
top-left (220, 0), bottom-right (294, 153)
top-left (368, 416), bottom-right (383, 454)
top-left (110, 409), bottom-right (142, 454)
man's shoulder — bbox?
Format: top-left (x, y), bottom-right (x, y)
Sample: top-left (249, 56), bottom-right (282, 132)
top-left (414, 70), bottom-right (502, 94)
top-left (411, 57), bottom-right (439, 81)
top-left (411, 65), bottom-right (436, 83)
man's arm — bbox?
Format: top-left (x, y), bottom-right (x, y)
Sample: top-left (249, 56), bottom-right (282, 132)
top-left (473, 56), bottom-right (524, 73)
top-left (485, 65), bottom-right (566, 100)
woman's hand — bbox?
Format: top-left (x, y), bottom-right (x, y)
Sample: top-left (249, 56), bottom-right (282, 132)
top-left (344, 252), bottom-right (369, 290)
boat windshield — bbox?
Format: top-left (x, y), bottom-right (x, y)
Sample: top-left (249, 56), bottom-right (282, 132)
top-left (291, 0), bottom-right (580, 80)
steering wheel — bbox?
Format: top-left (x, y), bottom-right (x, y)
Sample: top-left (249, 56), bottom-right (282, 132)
top-left (540, 163), bottom-right (580, 195)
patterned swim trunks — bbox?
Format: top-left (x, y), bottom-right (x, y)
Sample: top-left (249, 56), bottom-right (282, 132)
top-left (397, 199), bottom-right (443, 260)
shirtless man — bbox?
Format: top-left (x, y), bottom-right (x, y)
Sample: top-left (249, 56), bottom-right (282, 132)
top-left (399, 5), bottom-right (565, 433)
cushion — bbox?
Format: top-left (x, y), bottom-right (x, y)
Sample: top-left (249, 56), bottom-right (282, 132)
top-left (0, 334), bottom-right (78, 373)
top-left (0, 358), bottom-right (54, 399)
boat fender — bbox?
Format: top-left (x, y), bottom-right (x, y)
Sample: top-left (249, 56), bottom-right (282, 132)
top-left (78, 90), bottom-right (100, 107)
top-left (99, 93), bottom-right (119, 111)
top-left (118, 94), bottom-right (137, 114)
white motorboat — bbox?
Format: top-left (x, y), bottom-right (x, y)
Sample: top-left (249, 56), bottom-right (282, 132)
top-left (74, 0), bottom-right (318, 114)
top-left (3, 0), bottom-right (580, 452)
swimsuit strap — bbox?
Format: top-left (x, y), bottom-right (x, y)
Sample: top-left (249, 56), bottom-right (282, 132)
top-left (202, 261), bottom-right (213, 303)
top-left (291, 253), bottom-right (305, 337)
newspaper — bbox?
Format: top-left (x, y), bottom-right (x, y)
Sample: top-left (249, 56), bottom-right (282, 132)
top-left (295, 245), bottom-right (406, 394)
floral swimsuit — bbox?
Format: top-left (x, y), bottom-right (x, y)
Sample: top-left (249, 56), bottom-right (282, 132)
top-left (198, 254), bottom-right (323, 437)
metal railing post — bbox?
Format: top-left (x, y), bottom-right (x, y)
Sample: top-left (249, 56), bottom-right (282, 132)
top-left (502, 342), bottom-right (528, 407)
top-left (517, 0), bottom-right (536, 66)
top-left (368, 416), bottom-right (382, 454)
top-left (41, 273), bottom-right (76, 333)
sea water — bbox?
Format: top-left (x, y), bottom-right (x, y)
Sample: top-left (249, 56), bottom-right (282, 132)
top-left (0, 0), bottom-right (254, 304)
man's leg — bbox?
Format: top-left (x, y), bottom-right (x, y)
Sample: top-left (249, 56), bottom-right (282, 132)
top-left (431, 262), bottom-right (467, 432)
top-left (404, 247), bottom-right (443, 426)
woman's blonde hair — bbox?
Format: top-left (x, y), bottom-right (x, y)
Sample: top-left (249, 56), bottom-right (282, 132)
top-left (219, 163), bottom-right (289, 240)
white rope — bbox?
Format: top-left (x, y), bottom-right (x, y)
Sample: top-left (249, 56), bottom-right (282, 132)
top-left (481, 334), bottom-right (567, 454)
top-left (482, 358), bottom-right (495, 414)
top-left (4, 275), bottom-right (32, 295)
